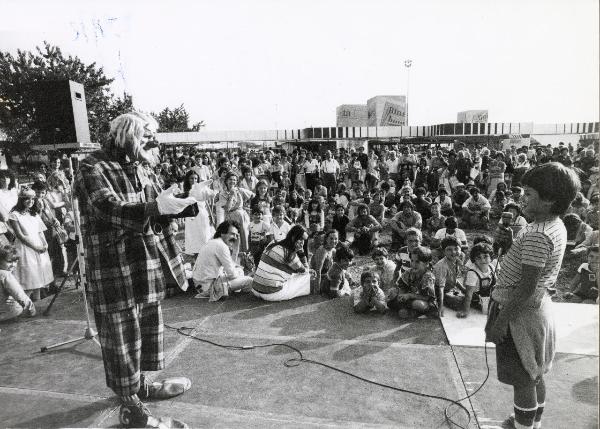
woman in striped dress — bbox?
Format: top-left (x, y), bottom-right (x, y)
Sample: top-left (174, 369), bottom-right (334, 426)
top-left (251, 225), bottom-right (314, 301)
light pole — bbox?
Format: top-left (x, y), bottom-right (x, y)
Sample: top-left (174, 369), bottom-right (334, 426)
top-left (404, 59), bottom-right (412, 126)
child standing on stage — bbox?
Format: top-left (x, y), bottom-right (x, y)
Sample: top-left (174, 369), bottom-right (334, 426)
top-left (486, 162), bottom-right (579, 429)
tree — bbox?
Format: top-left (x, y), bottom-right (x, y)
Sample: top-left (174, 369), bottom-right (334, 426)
top-left (152, 104), bottom-right (205, 132)
top-left (0, 41), bottom-right (133, 158)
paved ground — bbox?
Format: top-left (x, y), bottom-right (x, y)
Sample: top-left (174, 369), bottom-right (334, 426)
top-left (0, 282), bottom-right (597, 428)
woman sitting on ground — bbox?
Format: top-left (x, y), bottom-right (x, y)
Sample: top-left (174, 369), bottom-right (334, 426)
top-left (252, 225), bottom-right (315, 301)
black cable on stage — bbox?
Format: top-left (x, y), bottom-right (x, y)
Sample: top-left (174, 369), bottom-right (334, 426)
top-left (165, 323), bottom-right (493, 429)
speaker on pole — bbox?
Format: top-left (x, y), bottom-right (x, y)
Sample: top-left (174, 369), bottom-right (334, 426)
top-left (32, 80), bottom-right (91, 146)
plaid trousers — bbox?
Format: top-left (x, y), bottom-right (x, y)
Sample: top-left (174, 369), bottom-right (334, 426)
top-left (93, 302), bottom-right (164, 396)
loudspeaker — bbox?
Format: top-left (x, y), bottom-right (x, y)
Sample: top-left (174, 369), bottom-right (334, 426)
top-left (33, 80), bottom-right (91, 145)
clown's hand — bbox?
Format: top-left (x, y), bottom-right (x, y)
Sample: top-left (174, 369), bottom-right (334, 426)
top-left (156, 185), bottom-right (196, 215)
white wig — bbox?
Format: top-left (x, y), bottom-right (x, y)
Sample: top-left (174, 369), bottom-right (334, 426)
top-left (110, 112), bottom-right (158, 146)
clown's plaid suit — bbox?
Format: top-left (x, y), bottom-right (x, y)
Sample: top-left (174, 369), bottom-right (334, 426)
top-left (75, 149), bottom-right (186, 396)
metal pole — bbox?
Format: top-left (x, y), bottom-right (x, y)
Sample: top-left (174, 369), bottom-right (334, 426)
top-left (41, 156), bottom-right (99, 352)
top-left (404, 60), bottom-right (412, 127)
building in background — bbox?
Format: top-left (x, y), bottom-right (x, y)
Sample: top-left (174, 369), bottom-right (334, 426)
top-left (336, 95), bottom-right (407, 127)
top-left (457, 110), bottom-right (488, 123)
top-left (367, 95), bottom-right (406, 126)
top-left (336, 104), bottom-right (368, 127)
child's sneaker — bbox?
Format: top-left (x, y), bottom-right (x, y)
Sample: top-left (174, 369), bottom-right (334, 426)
top-left (119, 401), bottom-right (188, 428)
top-left (501, 414), bottom-right (516, 428)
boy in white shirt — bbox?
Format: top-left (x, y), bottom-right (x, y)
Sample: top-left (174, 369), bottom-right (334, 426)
top-left (249, 208), bottom-right (273, 265)
top-left (270, 206), bottom-right (291, 242)
top-left (433, 216), bottom-right (468, 252)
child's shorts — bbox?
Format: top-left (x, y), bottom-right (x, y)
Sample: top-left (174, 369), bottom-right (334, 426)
top-left (486, 300), bottom-right (539, 387)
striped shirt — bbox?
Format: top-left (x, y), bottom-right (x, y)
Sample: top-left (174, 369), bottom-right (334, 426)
top-left (492, 219), bottom-right (566, 307)
top-left (252, 244), bottom-right (304, 294)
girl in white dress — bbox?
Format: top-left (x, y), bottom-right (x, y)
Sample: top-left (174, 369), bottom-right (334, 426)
top-left (8, 189), bottom-right (54, 301)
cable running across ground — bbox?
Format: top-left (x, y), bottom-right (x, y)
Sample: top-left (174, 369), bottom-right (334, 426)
top-left (165, 323), bottom-right (493, 429)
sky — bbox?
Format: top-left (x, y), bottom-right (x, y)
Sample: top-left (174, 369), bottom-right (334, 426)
top-left (1, 0), bottom-right (598, 131)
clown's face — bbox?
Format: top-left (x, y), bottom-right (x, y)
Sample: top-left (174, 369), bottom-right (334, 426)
top-left (130, 126), bottom-right (160, 167)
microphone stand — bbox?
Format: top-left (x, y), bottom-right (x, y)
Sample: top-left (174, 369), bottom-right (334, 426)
top-left (41, 156), bottom-right (100, 352)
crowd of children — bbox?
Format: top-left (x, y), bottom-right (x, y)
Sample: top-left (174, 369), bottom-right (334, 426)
top-left (1, 139), bottom-right (598, 325)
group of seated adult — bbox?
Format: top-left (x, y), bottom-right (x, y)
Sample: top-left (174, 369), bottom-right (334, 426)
top-left (192, 221), bottom-right (314, 302)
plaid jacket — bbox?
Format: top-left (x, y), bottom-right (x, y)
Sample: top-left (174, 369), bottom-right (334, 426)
top-left (75, 150), bottom-right (186, 313)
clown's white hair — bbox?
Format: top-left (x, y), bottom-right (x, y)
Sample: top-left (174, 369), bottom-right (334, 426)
top-left (109, 112), bottom-right (158, 148)
top-left (108, 112), bottom-right (159, 163)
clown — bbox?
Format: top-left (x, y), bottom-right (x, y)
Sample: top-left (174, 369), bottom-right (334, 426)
top-left (75, 112), bottom-right (196, 428)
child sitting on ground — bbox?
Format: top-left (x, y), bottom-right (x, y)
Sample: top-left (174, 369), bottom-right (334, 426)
top-left (369, 190), bottom-right (386, 224)
top-left (347, 204), bottom-right (382, 255)
top-left (585, 193), bottom-right (599, 230)
top-left (331, 204), bottom-right (350, 242)
top-left (425, 201), bottom-right (446, 234)
top-left (352, 271), bottom-right (387, 314)
top-left (490, 190), bottom-right (509, 219)
top-left (457, 243), bottom-right (496, 318)
top-left (388, 246), bottom-right (439, 318)
top-left (502, 202), bottom-right (528, 237)
top-left (322, 245), bottom-right (354, 298)
top-left (563, 213), bottom-right (593, 248)
top-left (564, 245), bottom-right (599, 303)
top-left (371, 247), bottom-right (397, 294)
top-left (433, 236), bottom-right (466, 317)
top-left (0, 244), bottom-right (36, 323)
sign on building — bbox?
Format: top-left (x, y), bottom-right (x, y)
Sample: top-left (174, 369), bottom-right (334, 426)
top-left (336, 104), bottom-right (368, 127)
top-left (367, 95), bottom-right (406, 126)
top-left (457, 110), bottom-right (488, 123)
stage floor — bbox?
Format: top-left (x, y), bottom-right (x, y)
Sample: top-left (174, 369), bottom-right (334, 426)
top-left (0, 288), bottom-right (597, 428)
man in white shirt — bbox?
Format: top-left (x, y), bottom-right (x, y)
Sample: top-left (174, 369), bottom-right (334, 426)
top-left (192, 221), bottom-right (253, 298)
top-left (191, 156), bottom-right (212, 181)
top-left (303, 152), bottom-right (320, 192)
top-left (461, 187), bottom-right (491, 229)
top-left (386, 151), bottom-right (400, 186)
top-left (320, 150), bottom-right (340, 193)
